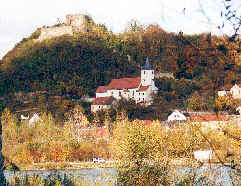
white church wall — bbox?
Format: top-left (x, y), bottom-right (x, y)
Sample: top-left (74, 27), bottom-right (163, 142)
top-left (96, 92), bottom-right (110, 98)
top-left (141, 70), bottom-right (154, 86)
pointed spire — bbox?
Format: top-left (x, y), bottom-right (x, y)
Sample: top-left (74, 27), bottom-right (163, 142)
top-left (142, 57), bottom-right (153, 70)
top-left (146, 57), bottom-right (149, 64)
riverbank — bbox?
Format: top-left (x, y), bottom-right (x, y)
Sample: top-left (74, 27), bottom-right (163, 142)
top-left (16, 161), bottom-right (118, 171)
top-left (14, 157), bottom-right (231, 171)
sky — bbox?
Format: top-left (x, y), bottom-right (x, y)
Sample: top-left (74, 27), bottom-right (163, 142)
top-left (0, 0), bottom-right (240, 59)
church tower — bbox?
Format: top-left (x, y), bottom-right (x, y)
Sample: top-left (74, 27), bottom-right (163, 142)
top-left (141, 57), bottom-right (154, 86)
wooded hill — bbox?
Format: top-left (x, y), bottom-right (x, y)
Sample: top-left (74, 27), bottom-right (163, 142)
top-left (0, 22), bottom-right (240, 117)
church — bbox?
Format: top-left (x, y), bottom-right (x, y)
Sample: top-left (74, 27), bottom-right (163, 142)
top-left (91, 58), bottom-right (158, 112)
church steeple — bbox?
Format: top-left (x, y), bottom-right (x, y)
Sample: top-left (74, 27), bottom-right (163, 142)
top-left (141, 57), bottom-right (154, 86)
top-left (142, 57), bottom-right (153, 70)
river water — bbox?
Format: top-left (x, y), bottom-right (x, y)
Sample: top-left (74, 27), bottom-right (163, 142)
top-left (3, 165), bottom-right (240, 185)
top-left (4, 168), bottom-right (117, 185)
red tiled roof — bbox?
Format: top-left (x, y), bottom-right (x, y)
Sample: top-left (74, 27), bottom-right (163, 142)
top-left (96, 86), bottom-right (109, 93)
top-left (96, 126), bottom-right (108, 138)
top-left (189, 114), bottom-right (228, 122)
top-left (143, 120), bottom-right (152, 126)
top-left (95, 77), bottom-right (141, 93)
top-left (78, 127), bottom-right (109, 139)
top-left (137, 85), bottom-right (150, 92)
top-left (108, 77), bottom-right (141, 90)
top-left (92, 96), bottom-right (114, 105)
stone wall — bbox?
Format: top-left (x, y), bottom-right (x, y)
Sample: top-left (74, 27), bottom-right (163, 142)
top-left (36, 26), bottom-right (73, 42)
top-left (66, 14), bottom-right (89, 32)
top-left (155, 72), bottom-right (175, 79)
top-left (35, 14), bottom-right (92, 42)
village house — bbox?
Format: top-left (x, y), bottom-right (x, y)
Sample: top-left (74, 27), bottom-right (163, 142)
top-left (236, 106), bottom-right (241, 115)
top-left (168, 110), bottom-right (187, 121)
top-left (217, 86), bottom-right (230, 97)
top-left (189, 114), bottom-right (229, 131)
top-left (218, 84), bottom-right (241, 99)
top-left (20, 113), bottom-right (42, 125)
top-left (91, 58), bottom-right (158, 112)
top-left (230, 84), bottom-right (241, 99)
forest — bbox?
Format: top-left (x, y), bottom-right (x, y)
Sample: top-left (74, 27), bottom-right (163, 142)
top-left (0, 18), bottom-right (240, 121)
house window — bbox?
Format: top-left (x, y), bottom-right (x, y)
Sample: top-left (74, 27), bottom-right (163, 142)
top-left (119, 91), bottom-right (121, 96)
top-left (99, 106), bottom-right (101, 109)
top-left (133, 91), bottom-right (134, 96)
top-left (143, 93), bottom-right (144, 95)
top-left (139, 93), bottom-right (140, 95)
top-left (152, 71), bottom-right (154, 74)
top-left (143, 98), bottom-right (144, 101)
top-left (144, 71), bottom-right (145, 74)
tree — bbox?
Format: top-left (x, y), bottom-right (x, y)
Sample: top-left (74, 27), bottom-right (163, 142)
top-left (188, 91), bottom-right (208, 111)
top-left (111, 121), bottom-right (169, 185)
top-left (219, 0), bottom-right (241, 41)
top-left (64, 105), bottom-right (90, 128)
top-left (215, 95), bottom-right (241, 113)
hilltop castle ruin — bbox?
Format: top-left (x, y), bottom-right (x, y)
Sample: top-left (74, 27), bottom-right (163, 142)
top-left (36, 14), bottom-right (93, 42)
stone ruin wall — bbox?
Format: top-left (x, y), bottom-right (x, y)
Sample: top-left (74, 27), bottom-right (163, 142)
top-left (36, 14), bottom-right (89, 42)
top-left (36, 26), bottom-right (73, 42)
top-left (66, 14), bottom-right (88, 32)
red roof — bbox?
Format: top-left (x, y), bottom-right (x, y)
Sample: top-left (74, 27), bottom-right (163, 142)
top-left (107, 77), bottom-right (141, 90)
top-left (78, 127), bottom-right (109, 139)
top-left (96, 126), bottom-right (108, 138)
top-left (95, 77), bottom-right (141, 93)
top-left (137, 85), bottom-right (150, 92)
top-left (92, 96), bottom-right (114, 105)
top-left (96, 86), bottom-right (109, 93)
top-left (190, 114), bottom-right (228, 122)
top-left (143, 120), bottom-right (152, 126)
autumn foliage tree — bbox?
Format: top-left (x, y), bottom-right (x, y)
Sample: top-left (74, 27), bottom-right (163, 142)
top-left (188, 91), bottom-right (208, 111)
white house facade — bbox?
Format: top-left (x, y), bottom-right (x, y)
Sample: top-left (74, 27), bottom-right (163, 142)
top-left (168, 110), bottom-right (187, 121)
top-left (218, 84), bottom-right (241, 99)
top-left (217, 86), bottom-right (230, 97)
top-left (230, 84), bottom-right (241, 99)
top-left (91, 58), bottom-right (158, 112)
top-left (236, 106), bottom-right (241, 115)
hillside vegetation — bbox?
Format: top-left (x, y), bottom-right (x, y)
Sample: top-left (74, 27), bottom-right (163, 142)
top-left (0, 20), bottom-right (240, 119)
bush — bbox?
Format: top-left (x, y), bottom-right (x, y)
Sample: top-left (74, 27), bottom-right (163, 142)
top-left (117, 161), bottom-right (168, 186)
